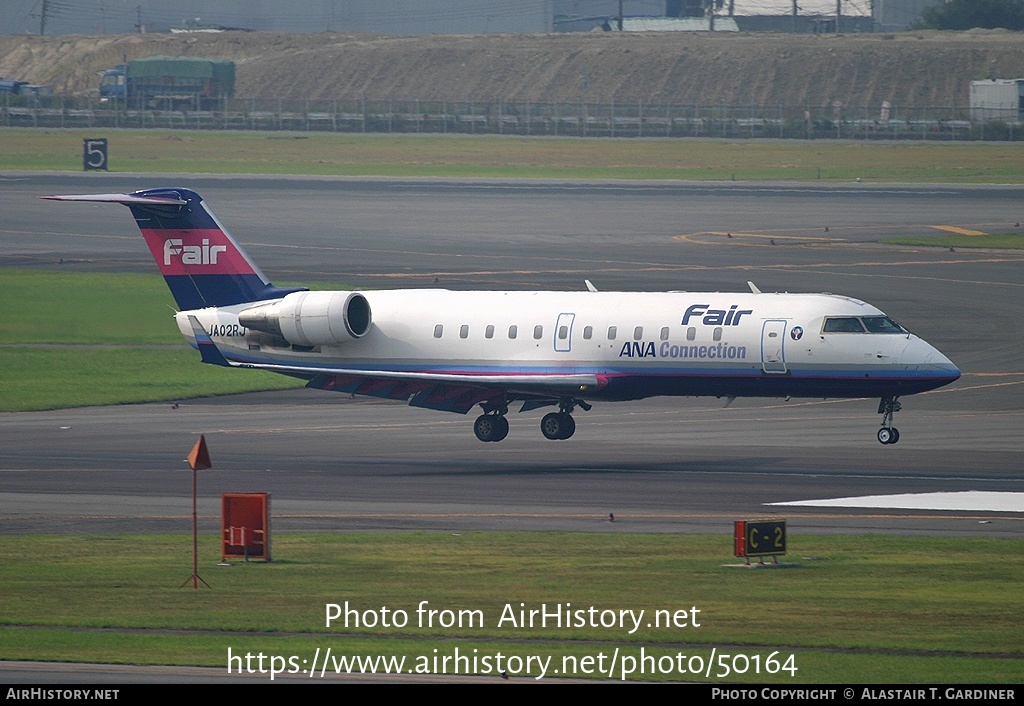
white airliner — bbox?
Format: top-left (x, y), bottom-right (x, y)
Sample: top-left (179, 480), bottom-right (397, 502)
top-left (46, 188), bottom-right (960, 444)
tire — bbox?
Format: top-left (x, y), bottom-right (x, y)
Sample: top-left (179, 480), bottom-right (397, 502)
top-left (541, 412), bottom-right (564, 440)
top-left (492, 415), bottom-right (509, 442)
top-left (558, 413), bottom-right (576, 440)
top-left (474, 415), bottom-right (498, 442)
top-left (541, 412), bottom-right (575, 440)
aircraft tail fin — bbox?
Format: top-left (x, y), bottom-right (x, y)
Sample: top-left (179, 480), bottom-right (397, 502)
top-left (43, 188), bottom-right (305, 310)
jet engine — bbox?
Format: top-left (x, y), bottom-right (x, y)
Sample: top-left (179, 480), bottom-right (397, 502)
top-left (238, 291), bottom-right (372, 347)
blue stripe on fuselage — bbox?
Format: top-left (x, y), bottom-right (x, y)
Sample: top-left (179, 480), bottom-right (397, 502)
top-left (190, 343), bottom-right (959, 400)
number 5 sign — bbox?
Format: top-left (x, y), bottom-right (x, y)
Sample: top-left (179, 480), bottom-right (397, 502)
top-left (83, 138), bottom-right (108, 171)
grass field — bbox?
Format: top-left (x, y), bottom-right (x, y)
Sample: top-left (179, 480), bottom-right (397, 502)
top-left (5, 128), bottom-right (1024, 182)
top-left (0, 533), bottom-right (1020, 683)
top-left (0, 271), bottom-right (301, 411)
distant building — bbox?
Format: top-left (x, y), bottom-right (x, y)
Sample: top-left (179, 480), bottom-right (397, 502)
top-left (874, 0), bottom-right (934, 32)
top-left (0, 0), bottom-right (554, 35)
top-left (0, 0), bottom-right (930, 36)
top-left (555, 1), bottom-right (872, 33)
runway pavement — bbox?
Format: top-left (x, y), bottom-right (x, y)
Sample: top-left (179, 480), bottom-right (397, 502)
top-left (2, 173), bottom-right (1023, 538)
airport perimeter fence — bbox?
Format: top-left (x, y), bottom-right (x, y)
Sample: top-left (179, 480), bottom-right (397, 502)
top-left (3, 94), bottom-right (1022, 141)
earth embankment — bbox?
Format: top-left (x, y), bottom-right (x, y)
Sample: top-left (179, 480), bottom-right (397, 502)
top-left (2, 29), bottom-right (1023, 110)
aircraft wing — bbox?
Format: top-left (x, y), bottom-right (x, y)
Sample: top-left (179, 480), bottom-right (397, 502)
top-left (259, 362), bottom-right (601, 414)
top-left (185, 316), bottom-right (600, 413)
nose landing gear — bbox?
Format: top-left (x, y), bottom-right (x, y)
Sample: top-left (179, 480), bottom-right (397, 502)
top-left (877, 396), bottom-right (902, 445)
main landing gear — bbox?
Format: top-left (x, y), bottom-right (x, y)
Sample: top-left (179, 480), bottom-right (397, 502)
top-left (473, 398), bottom-right (591, 443)
top-left (540, 399), bottom-right (590, 441)
top-left (473, 413), bottom-right (509, 443)
top-left (877, 396), bottom-right (902, 445)
top-left (541, 411), bottom-right (575, 440)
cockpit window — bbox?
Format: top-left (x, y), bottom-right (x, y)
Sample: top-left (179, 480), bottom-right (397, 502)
top-left (822, 317), bottom-right (866, 333)
top-left (861, 316), bottom-right (906, 334)
top-left (823, 316), bottom-right (907, 334)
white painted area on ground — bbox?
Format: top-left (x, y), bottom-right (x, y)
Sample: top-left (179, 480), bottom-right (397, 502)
top-left (767, 491), bottom-right (1024, 513)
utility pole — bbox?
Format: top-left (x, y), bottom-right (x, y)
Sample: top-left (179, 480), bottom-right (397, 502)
top-left (793, 0), bottom-right (799, 33)
top-left (39, 0), bottom-right (48, 35)
top-left (617, 0), bottom-right (623, 31)
top-left (836, 0), bottom-right (842, 34)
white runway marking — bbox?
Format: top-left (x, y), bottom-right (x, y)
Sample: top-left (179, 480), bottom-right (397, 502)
top-left (768, 491), bottom-right (1024, 513)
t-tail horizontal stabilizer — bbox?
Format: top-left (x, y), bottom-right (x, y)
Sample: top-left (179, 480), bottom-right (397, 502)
top-left (43, 188), bottom-right (306, 310)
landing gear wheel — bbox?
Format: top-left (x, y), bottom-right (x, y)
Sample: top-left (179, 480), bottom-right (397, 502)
top-left (876, 396), bottom-right (903, 444)
top-left (541, 412), bottom-right (575, 440)
top-left (877, 427), bottom-right (900, 445)
top-left (558, 413), bottom-right (576, 439)
top-left (491, 415), bottom-right (509, 442)
top-left (475, 414), bottom-right (508, 443)
top-left (540, 413), bottom-right (562, 440)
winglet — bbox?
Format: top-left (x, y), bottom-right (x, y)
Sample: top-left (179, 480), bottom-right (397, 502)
top-left (747, 281), bottom-right (761, 294)
top-left (187, 315), bottom-right (232, 367)
top-left (585, 279), bottom-right (599, 293)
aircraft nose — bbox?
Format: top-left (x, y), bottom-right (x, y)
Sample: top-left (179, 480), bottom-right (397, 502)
top-left (905, 337), bottom-right (961, 382)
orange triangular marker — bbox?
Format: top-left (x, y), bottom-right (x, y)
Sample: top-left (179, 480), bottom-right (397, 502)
top-left (187, 435), bottom-right (212, 471)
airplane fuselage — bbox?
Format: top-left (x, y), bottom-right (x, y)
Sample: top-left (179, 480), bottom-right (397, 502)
top-left (45, 187), bottom-right (960, 445)
top-left (176, 289), bottom-right (958, 403)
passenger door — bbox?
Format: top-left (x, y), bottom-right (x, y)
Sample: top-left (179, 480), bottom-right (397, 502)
top-left (761, 320), bottom-right (788, 373)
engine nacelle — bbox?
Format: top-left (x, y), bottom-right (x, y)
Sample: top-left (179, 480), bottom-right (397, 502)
top-left (239, 291), bottom-right (372, 347)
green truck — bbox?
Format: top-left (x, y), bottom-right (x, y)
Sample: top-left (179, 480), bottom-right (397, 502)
top-left (100, 56), bottom-right (235, 110)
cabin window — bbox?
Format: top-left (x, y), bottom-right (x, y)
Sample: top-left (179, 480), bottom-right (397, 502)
top-left (713, 327), bottom-right (723, 342)
top-left (558, 325), bottom-right (569, 340)
top-left (633, 326), bottom-right (643, 340)
top-left (583, 325), bottom-right (593, 340)
top-left (607, 326), bottom-right (617, 340)
top-left (686, 327), bottom-right (696, 341)
top-left (534, 325), bottom-right (544, 340)
top-left (823, 317), bottom-right (866, 333)
top-left (660, 326), bottom-right (670, 341)
top-left (508, 325), bottom-right (518, 339)
top-left (433, 324), bottom-right (443, 338)
top-left (485, 324), bottom-right (494, 339)
top-left (460, 324), bottom-right (469, 339)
